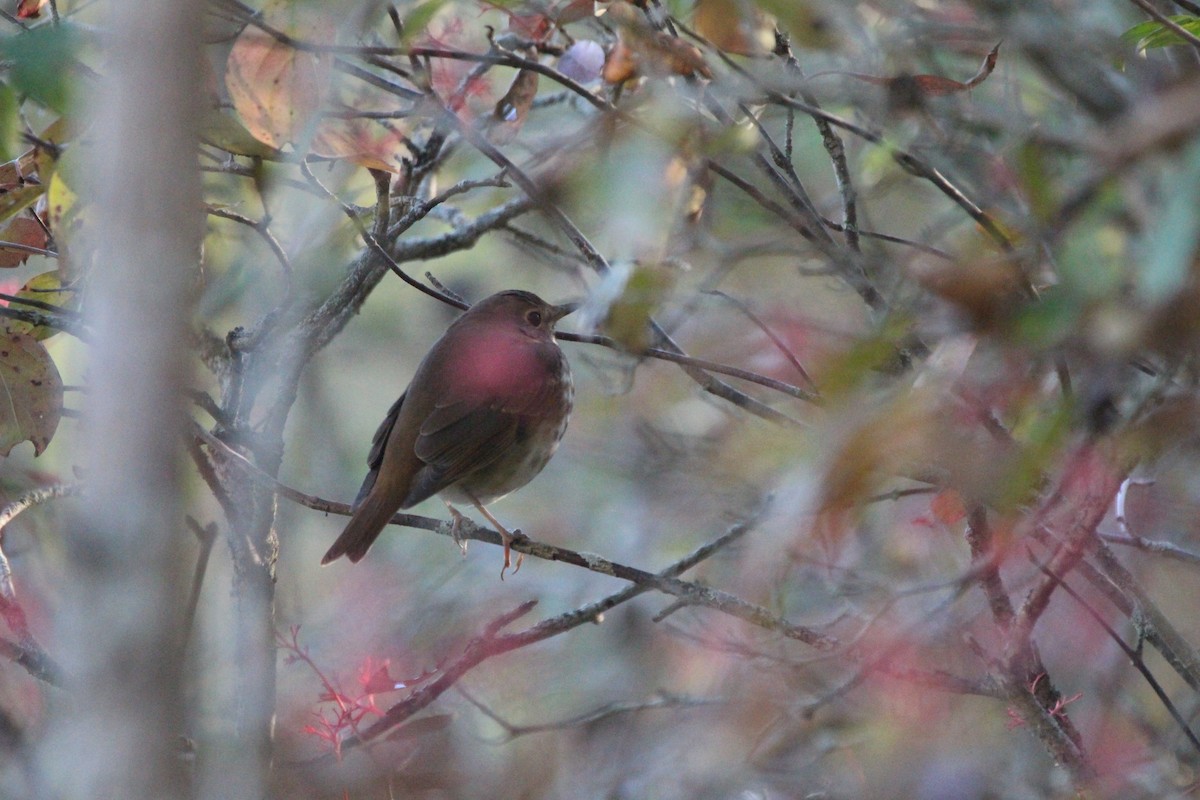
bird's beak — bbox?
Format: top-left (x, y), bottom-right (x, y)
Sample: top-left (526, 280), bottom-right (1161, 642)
top-left (548, 301), bottom-right (580, 324)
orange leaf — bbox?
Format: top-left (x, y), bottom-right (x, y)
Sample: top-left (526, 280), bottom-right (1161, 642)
top-left (312, 116), bottom-right (410, 174)
top-left (225, 26), bottom-right (331, 149)
top-left (930, 489), bottom-right (967, 526)
top-left (603, 40), bottom-right (640, 84)
top-left (15, 0), bottom-right (48, 19)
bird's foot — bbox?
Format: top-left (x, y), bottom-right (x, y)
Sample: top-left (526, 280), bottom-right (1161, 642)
top-left (499, 529), bottom-right (528, 580)
top-left (444, 502), bottom-right (470, 555)
top-left (469, 499), bottom-right (525, 579)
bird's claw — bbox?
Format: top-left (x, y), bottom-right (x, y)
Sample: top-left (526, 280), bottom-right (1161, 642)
top-left (499, 529), bottom-right (525, 580)
top-left (445, 504), bottom-right (469, 555)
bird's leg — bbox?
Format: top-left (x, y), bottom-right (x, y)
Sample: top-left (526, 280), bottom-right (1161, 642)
top-left (469, 496), bottom-right (523, 579)
top-left (443, 501), bottom-right (470, 555)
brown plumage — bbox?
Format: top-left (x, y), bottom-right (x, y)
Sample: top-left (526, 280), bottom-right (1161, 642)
top-left (322, 290), bottom-right (575, 567)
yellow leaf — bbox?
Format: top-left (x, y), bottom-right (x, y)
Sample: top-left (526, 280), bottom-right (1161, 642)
top-left (0, 324), bottom-right (62, 456)
top-left (5, 270), bottom-right (76, 340)
top-left (200, 109), bottom-right (284, 159)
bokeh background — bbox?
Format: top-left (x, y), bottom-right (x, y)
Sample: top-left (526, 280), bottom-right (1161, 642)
top-left (1, 0), bottom-right (1199, 798)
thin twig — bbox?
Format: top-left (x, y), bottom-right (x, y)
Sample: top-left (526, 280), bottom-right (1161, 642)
top-left (457, 685), bottom-right (722, 741)
top-left (325, 512), bottom-right (783, 755)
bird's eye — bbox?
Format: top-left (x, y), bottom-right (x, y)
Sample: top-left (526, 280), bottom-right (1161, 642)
top-left (526, 310), bottom-right (543, 327)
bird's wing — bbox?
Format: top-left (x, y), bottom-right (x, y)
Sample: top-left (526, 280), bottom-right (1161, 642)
top-left (352, 391), bottom-right (406, 506)
top-left (402, 399), bottom-right (522, 507)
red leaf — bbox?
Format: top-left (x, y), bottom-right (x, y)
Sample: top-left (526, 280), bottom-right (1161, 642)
top-left (15, 0), bottom-right (47, 19)
top-left (0, 218), bottom-right (48, 268)
top-left (509, 12), bottom-right (552, 40)
top-left (357, 657), bottom-right (403, 694)
top-left (930, 489), bottom-right (967, 526)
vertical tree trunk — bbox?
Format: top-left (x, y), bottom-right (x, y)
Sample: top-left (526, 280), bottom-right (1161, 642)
top-left (199, 472), bottom-right (278, 800)
top-left (33, 3), bottom-right (202, 798)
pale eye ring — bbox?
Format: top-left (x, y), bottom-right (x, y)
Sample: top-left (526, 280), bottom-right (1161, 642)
top-left (526, 310), bottom-right (543, 327)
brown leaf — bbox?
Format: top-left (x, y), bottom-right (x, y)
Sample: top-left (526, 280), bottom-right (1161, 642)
top-left (693, 0), bottom-right (771, 56)
top-left (0, 218), bottom-right (47, 268)
top-left (491, 69), bottom-right (539, 144)
top-left (602, 2), bottom-right (712, 82)
top-left (908, 253), bottom-right (1027, 330)
top-left (603, 39), bottom-right (640, 84)
top-left (508, 12), bottom-right (552, 41)
top-left (658, 32), bottom-right (712, 79)
top-left (225, 26), bottom-right (332, 149)
top-left (556, 0), bottom-right (595, 24)
top-left (0, 324), bottom-right (62, 456)
top-left (832, 42), bottom-right (1001, 100)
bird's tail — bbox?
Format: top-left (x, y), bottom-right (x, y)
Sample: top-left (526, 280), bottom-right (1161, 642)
top-left (321, 494), bottom-right (397, 565)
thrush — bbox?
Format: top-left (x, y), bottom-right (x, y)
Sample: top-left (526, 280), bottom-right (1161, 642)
top-left (322, 290), bottom-right (575, 572)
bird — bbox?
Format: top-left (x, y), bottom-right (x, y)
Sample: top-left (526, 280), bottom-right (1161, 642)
top-left (322, 290), bottom-right (576, 573)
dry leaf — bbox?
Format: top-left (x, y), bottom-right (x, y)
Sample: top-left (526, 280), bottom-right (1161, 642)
top-left (830, 42), bottom-right (1001, 103)
top-left (15, 0), bottom-right (48, 19)
top-left (0, 218), bottom-right (48, 268)
top-left (602, 3), bottom-right (712, 83)
top-left (491, 69), bottom-right (539, 144)
top-left (693, 0), bottom-right (772, 56)
top-left (312, 116), bottom-right (410, 173)
top-left (225, 26), bottom-right (332, 149)
top-left (0, 324), bottom-right (62, 456)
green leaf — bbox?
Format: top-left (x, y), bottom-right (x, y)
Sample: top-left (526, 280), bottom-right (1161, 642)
top-left (0, 184), bottom-right (43, 227)
top-left (0, 25), bottom-right (82, 113)
top-left (0, 83), bottom-right (18, 163)
top-left (401, 1), bottom-right (447, 42)
top-left (200, 109), bottom-right (285, 159)
top-left (1121, 15), bottom-right (1200, 52)
top-left (1013, 287), bottom-right (1081, 346)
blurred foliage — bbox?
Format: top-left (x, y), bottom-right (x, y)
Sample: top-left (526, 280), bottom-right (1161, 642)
top-left (0, 0), bottom-right (1198, 798)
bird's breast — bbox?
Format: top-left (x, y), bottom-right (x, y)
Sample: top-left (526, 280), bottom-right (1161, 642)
top-left (452, 332), bottom-right (548, 399)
